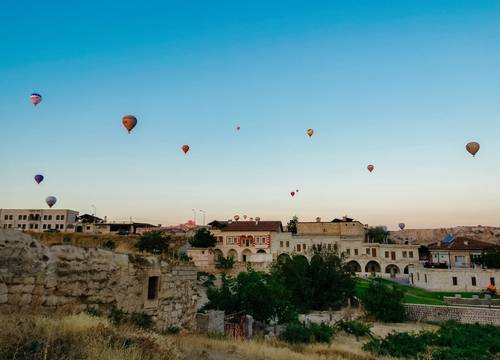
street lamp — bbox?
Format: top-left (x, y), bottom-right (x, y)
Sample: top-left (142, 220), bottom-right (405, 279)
top-left (91, 205), bottom-right (96, 234)
top-left (199, 210), bottom-right (206, 226)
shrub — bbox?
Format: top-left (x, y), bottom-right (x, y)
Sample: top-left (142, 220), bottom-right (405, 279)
top-left (63, 235), bottom-right (72, 244)
top-left (361, 278), bottom-right (406, 322)
top-left (102, 239), bottom-right (116, 250)
top-left (108, 307), bottom-right (127, 325)
top-left (335, 319), bottom-right (372, 340)
top-left (189, 228), bottom-right (216, 248)
top-left (165, 326), bottom-right (180, 334)
top-left (216, 255), bottom-right (235, 269)
top-left (130, 312), bottom-right (153, 329)
top-left (280, 322), bottom-right (335, 344)
top-left (85, 306), bottom-right (102, 317)
top-left (178, 253), bottom-right (192, 262)
top-left (135, 231), bottom-right (171, 255)
top-left (197, 272), bottom-right (216, 287)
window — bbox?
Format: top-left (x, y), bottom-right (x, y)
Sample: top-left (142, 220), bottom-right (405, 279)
top-left (491, 278), bottom-right (496, 286)
top-left (48, 215), bottom-right (52, 220)
top-left (8, 224), bottom-right (12, 228)
top-left (47, 224), bottom-right (52, 229)
top-left (455, 256), bottom-right (465, 263)
top-left (227, 236), bottom-right (238, 245)
top-left (29, 224), bottom-right (33, 229)
top-left (385, 251), bottom-right (389, 258)
top-left (147, 276), bottom-right (159, 300)
top-left (417, 272), bottom-right (420, 281)
top-left (403, 251), bottom-right (408, 258)
top-left (18, 215), bottom-right (22, 220)
top-left (366, 248), bottom-right (370, 255)
top-left (9, 215), bottom-right (13, 220)
top-left (303, 244), bottom-right (306, 251)
top-left (4, 215), bottom-right (7, 220)
top-left (424, 274), bottom-right (427, 283)
top-left (3, 224), bottom-right (6, 229)
top-left (471, 277), bottom-right (477, 286)
top-left (280, 241), bottom-right (283, 248)
top-left (255, 236), bottom-right (267, 245)
top-left (23, 215), bottom-right (27, 220)
top-left (56, 215), bottom-right (60, 220)
top-left (286, 241), bottom-right (289, 248)
top-left (409, 251), bottom-right (414, 258)
top-left (452, 277), bottom-right (458, 286)
top-left (21, 224), bottom-right (26, 229)
top-left (43, 215), bottom-right (47, 220)
top-left (86, 226), bottom-right (91, 230)
top-left (354, 249), bottom-right (358, 255)
top-left (61, 215), bottom-right (65, 220)
top-left (34, 224), bottom-right (38, 229)
top-left (43, 224), bottom-right (47, 229)
top-left (346, 249), bottom-right (350, 255)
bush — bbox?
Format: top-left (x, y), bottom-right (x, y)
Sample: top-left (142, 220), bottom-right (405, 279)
top-left (361, 278), bottom-right (406, 322)
top-left (85, 306), bottom-right (102, 317)
top-left (216, 255), bottom-right (235, 269)
top-left (130, 312), bottom-right (153, 329)
top-left (335, 319), bottom-right (372, 340)
top-left (178, 253), bottom-right (192, 262)
top-left (189, 228), bottom-right (216, 248)
top-left (108, 307), bottom-right (127, 325)
top-left (102, 239), bottom-right (116, 250)
top-left (197, 272), bottom-right (216, 287)
top-left (280, 322), bottom-right (335, 344)
top-left (363, 322), bottom-right (500, 360)
top-left (135, 231), bottom-right (171, 255)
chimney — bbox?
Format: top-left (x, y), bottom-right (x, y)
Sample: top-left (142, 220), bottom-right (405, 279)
top-left (316, 217), bottom-right (321, 223)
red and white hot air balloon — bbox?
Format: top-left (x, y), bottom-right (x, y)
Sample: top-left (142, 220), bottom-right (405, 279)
top-left (367, 164), bottom-right (374, 173)
top-left (182, 145), bottom-right (190, 154)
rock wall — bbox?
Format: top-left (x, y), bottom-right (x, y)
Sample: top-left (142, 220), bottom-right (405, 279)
top-left (0, 230), bottom-right (198, 331)
top-left (404, 304), bottom-right (500, 325)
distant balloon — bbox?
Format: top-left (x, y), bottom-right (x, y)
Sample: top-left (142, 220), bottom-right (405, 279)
top-left (367, 164), bottom-right (374, 173)
top-left (34, 175), bottom-right (44, 184)
top-left (243, 215), bottom-right (247, 220)
top-left (466, 142), bottom-right (480, 157)
top-left (182, 145), bottom-right (190, 154)
top-left (236, 126), bottom-right (240, 131)
top-left (234, 215), bottom-right (240, 221)
top-left (46, 196), bottom-right (57, 208)
top-left (290, 191), bottom-right (295, 197)
top-left (296, 189), bottom-right (299, 193)
top-left (399, 223), bottom-right (406, 230)
top-left (122, 115), bottom-right (137, 133)
top-left (30, 93), bottom-right (42, 106)
top-left (255, 217), bottom-right (261, 222)
top-left (307, 128), bottom-right (314, 137)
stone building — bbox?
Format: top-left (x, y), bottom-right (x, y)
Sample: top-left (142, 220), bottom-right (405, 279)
top-left (0, 209), bottom-right (79, 232)
top-left (0, 229), bottom-right (198, 331)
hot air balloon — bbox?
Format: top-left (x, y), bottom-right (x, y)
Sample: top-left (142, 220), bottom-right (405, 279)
top-left (296, 189), bottom-right (299, 193)
top-left (34, 175), bottom-right (44, 184)
top-left (290, 191), bottom-right (295, 197)
top-left (236, 126), bottom-right (240, 131)
top-left (399, 223), bottom-right (405, 231)
top-left (255, 217), bottom-right (260, 222)
top-left (307, 128), bottom-right (314, 137)
top-left (122, 115), bottom-right (137, 133)
top-left (182, 145), bottom-right (190, 154)
top-left (30, 93), bottom-right (42, 106)
top-left (243, 215), bottom-right (247, 220)
top-left (234, 215), bottom-right (240, 221)
top-left (46, 196), bottom-right (57, 208)
top-left (466, 142), bottom-right (480, 157)
top-left (367, 164), bottom-right (374, 173)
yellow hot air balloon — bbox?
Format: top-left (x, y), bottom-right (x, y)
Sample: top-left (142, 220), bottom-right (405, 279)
top-left (466, 142), bottom-right (480, 157)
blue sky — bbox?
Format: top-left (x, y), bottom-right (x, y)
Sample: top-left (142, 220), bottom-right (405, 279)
top-left (1, 1), bottom-right (499, 228)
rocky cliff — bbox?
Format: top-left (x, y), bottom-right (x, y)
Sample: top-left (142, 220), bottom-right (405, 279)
top-left (390, 226), bottom-right (500, 245)
top-left (0, 230), bottom-right (198, 331)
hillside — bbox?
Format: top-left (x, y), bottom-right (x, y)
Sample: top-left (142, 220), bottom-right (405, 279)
top-left (389, 226), bottom-right (500, 245)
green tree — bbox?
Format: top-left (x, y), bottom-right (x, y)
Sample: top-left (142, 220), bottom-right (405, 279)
top-left (216, 255), bottom-right (235, 270)
top-left (362, 278), bottom-right (406, 322)
top-left (189, 228), bottom-right (217, 248)
top-left (204, 270), bottom-right (297, 324)
top-left (135, 231), bottom-right (171, 255)
top-left (367, 226), bottom-right (392, 244)
top-left (287, 216), bottom-right (298, 234)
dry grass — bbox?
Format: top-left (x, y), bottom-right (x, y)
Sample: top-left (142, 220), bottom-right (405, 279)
top-left (173, 334), bottom-right (379, 360)
top-left (0, 313), bottom-right (181, 360)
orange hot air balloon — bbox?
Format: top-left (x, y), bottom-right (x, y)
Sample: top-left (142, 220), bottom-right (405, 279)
top-left (182, 145), bottom-right (190, 154)
top-left (466, 142), bottom-right (480, 157)
top-left (367, 164), bottom-right (374, 173)
top-left (307, 128), bottom-right (314, 137)
top-left (290, 191), bottom-right (295, 197)
top-left (122, 115), bottom-right (137, 133)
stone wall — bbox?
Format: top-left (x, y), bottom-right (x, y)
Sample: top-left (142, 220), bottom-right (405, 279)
top-left (404, 304), bottom-right (500, 325)
top-left (0, 230), bottom-right (198, 331)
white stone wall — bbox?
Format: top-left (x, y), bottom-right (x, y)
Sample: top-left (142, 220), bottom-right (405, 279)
top-left (409, 265), bottom-right (499, 292)
top-left (0, 209), bottom-right (79, 232)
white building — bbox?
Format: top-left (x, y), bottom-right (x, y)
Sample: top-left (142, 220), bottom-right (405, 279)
top-left (0, 209), bottom-right (79, 232)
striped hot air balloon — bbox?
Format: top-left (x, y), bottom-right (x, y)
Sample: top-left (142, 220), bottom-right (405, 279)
top-left (30, 93), bottom-right (42, 106)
